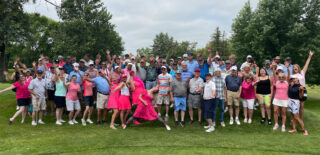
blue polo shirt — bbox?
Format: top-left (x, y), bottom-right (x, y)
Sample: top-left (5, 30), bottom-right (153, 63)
top-left (69, 70), bottom-right (84, 84)
top-left (186, 60), bottom-right (199, 73)
top-left (196, 62), bottom-right (209, 81)
top-left (180, 69), bottom-right (193, 82)
top-left (225, 75), bottom-right (242, 91)
top-left (93, 76), bottom-right (110, 94)
top-left (63, 63), bottom-right (73, 74)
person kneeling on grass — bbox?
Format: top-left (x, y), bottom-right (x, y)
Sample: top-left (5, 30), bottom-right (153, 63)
top-left (170, 70), bottom-right (187, 127)
top-left (65, 75), bottom-right (81, 125)
top-left (287, 75), bottom-right (308, 136)
top-left (124, 87), bottom-right (171, 131)
top-left (203, 73), bottom-right (216, 132)
top-left (240, 75), bottom-right (256, 124)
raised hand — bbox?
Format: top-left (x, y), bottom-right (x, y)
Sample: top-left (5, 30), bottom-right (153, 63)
top-left (96, 53), bottom-right (101, 59)
top-left (309, 50), bottom-right (314, 57)
top-left (207, 47), bottom-right (211, 52)
top-left (112, 55), bottom-right (117, 59)
top-left (3, 71), bottom-right (8, 76)
top-left (106, 49), bottom-right (110, 55)
top-left (32, 61), bottom-right (37, 67)
top-left (40, 54), bottom-right (44, 58)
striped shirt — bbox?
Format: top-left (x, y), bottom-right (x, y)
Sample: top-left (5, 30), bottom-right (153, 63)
top-left (212, 76), bottom-right (225, 100)
top-left (157, 73), bottom-right (172, 95)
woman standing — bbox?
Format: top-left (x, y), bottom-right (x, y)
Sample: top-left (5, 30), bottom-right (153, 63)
top-left (131, 71), bottom-right (145, 105)
top-left (256, 68), bottom-right (273, 125)
top-left (54, 73), bottom-right (67, 125)
top-left (291, 51), bottom-right (314, 119)
top-left (0, 74), bottom-right (30, 124)
top-left (124, 87), bottom-right (171, 131)
top-left (287, 75), bottom-right (308, 135)
top-left (108, 74), bottom-right (120, 130)
top-left (81, 73), bottom-right (94, 126)
top-left (65, 75), bottom-right (82, 125)
top-left (239, 75), bottom-right (256, 124)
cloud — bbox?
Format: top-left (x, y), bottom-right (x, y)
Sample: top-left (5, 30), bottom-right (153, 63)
top-left (23, 0), bottom-right (259, 54)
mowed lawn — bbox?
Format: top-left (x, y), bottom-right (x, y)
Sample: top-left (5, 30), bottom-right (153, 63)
top-left (0, 83), bottom-right (319, 154)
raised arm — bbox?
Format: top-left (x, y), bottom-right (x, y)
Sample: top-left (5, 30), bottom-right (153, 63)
top-left (106, 49), bottom-right (112, 64)
top-left (302, 50), bottom-right (314, 74)
top-left (207, 48), bottom-right (212, 66)
top-left (0, 85), bottom-right (16, 94)
top-left (110, 82), bottom-right (124, 94)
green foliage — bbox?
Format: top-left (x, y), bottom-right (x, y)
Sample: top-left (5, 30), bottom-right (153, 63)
top-left (209, 27), bottom-right (231, 60)
top-left (137, 47), bottom-right (152, 58)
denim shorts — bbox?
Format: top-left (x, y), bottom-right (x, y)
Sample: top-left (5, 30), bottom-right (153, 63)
top-left (174, 97), bottom-right (186, 111)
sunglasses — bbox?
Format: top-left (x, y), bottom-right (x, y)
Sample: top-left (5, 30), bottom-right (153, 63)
top-left (101, 64), bottom-right (106, 65)
top-left (279, 76), bottom-right (285, 79)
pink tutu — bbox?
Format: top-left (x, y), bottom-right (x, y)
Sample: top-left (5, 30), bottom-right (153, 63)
top-left (133, 90), bottom-right (158, 120)
top-left (107, 83), bottom-right (120, 109)
top-left (118, 95), bottom-right (131, 110)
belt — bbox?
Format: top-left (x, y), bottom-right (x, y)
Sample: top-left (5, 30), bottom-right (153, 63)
top-left (189, 93), bottom-right (201, 95)
top-left (227, 90), bottom-right (238, 92)
top-left (98, 91), bottom-right (109, 95)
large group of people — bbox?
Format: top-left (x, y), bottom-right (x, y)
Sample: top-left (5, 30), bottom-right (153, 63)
top-left (0, 48), bottom-right (314, 135)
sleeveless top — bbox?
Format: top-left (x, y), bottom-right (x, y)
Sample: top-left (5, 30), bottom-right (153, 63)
top-left (274, 81), bottom-right (288, 100)
top-left (55, 80), bottom-right (67, 97)
top-left (256, 76), bottom-right (271, 95)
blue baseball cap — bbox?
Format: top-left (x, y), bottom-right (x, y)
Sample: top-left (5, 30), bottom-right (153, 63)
top-left (188, 52), bottom-right (193, 56)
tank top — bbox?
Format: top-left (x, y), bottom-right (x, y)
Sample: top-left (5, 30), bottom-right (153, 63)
top-left (274, 81), bottom-right (288, 100)
top-left (55, 80), bottom-right (67, 97)
top-left (256, 76), bottom-right (271, 94)
top-left (120, 84), bottom-right (130, 96)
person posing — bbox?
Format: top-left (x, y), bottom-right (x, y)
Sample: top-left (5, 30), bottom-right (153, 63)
top-left (156, 66), bottom-right (173, 122)
top-left (212, 68), bottom-right (227, 127)
top-left (180, 62), bottom-right (193, 82)
top-left (28, 70), bottom-right (47, 126)
top-left (196, 57), bottom-right (209, 82)
top-left (186, 52), bottom-right (199, 73)
top-left (255, 68), bottom-right (273, 125)
top-left (80, 73), bottom-right (94, 126)
top-left (145, 58), bottom-right (157, 90)
top-left (53, 72), bottom-right (67, 125)
top-left (203, 73), bottom-right (216, 132)
top-left (44, 66), bottom-right (56, 116)
top-left (0, 74), bottom-right (31, 124)
top-left (108, 74), bottom-right (121, 130)
top-left (291, 51), bottom-right (314, 119)
top-left (287, 75), bottom-right (308, 135)
top-left (124, 87), bottom-right (171, 131)
top-left (170, 70), bottom-right (187, 127)
top-left (188, 69), bottom-right (204, 125)
top-left (240, 75), bottom-right (256, 124)
top-left (65, 75), bottom-right (81, 125)
top-left (225, 66), bottom-right (242, 125)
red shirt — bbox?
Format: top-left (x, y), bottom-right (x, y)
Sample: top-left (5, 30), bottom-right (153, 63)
top-left (82, 80), bottom-right (93, 96)
top-left (13, 81), bottom-right (31, 99)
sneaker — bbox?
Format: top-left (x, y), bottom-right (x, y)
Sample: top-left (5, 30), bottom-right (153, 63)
top-left (133, 121), bottom-right (141, 125)
top-left (261, 118), bottom-right (266, 124)
top-left (16, 105), bottom-right (19, 110)
top-left (32, 121), bottom-right (37, 126)
top-left (229, 118), bottom-right (234, 125)
top-left (56, 121), bottom-right (62, 125)
top-left (73, 119), bottom-right (78, 124)
top-left (224, 107), bottom-right (229, 113)
top-left (189, 120), bottom-right (194, 125)
top-left (122, 124), bottom-right (127, 130)
top-left (248, 119), bottom-right (252, 124)
top-left (175, 121), bottom-right (179, 127)
top-left (220, 122), bottom-right (226, 127)
top-left (180, 121), bottom-right (185, 127)
top-left (204, 125), bottom-right (210, 129)
top-left (197, 121), bottom-right (202, 126)
top-left (165, 116), bottom-right (169, 122)
top-left (110, 125), bottom-right (117, 130)
top-left (303, 130), bottom-right (308, 136)
top-left (235, 118), bottom-right (241, 125)
top-left (86, 119), bottom-right (94, 124)
top-left (273, 124), bottom-right (279, 130)
top-left (244, 118), bottom-right (248, 123)
top-left (8, 119), bottom-right (12, 125)
top-left (288, 129), bottom-right (297, 133)
top-left (68, 120), bottom-right (74, 125)
top-left (170, 103), bottom-right (174, 108)
top-left (212, 122), bottom-right (216, 127)
top-left (267, 119), bottom-right (272, 125)
top-left (158, 113), bottom-right (161, 117)
top-left (281, 125), bottom-right (286, 132)
top-left (81, 119), bottom-right (86, 126)
top-left (38, 120), bottom-right (45, 124)
top-left (102, 120), bottom-right (107, 125)
top-left (96, 121), bottom-right (101, 126)
top-left (165, 125), bottom-right (171, 131)
top-left (60, 119), bottom-right (66, 123)
top-left (205, 126), bottom-right (215, 132)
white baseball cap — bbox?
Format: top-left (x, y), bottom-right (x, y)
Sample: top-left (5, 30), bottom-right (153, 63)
top-left (183, 54), bottom-right (188, 58)
top-left (215, 55), bottom-right (220, 59)
top-left (161, 66), bottom-right (167, 69)
top-left (247, 55), bottom-right (252, 59)
top-left (290, 75), bottom-right (298, 79)
top-left (88, 61), bottom-right (94, 65)
top-left (127, 63), bottom-right (133, 66)
top-left (231, 66), bottom-right (237, 71)
top-left (276, 66), bottom-right (283, 71)
top-left (73, 63), bottom-right (79, 67)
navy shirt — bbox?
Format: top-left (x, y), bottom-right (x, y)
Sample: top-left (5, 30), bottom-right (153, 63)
top-left (63, 63), bottom-right (73, 74)
top-left (288, 84), bottom-right (301, 100)
top-left (196, 62), bottom-right (209, 81)
top-left (225, 75), bottom-right (242, 91)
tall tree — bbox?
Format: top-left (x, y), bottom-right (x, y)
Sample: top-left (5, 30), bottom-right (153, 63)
top-left (151, 32), bottom-right (176, 59)
top-left (209, 27), bottom-right (231, 60)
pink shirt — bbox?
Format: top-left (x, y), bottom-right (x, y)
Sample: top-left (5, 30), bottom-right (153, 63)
top-left (66, 82), bottom-right (80, 101)
top-left (59, 61), bottom-right (65, 67)
top-left (82, 80), bottom-right (93, 96)
top-left (274, 81), bottom-right (289, 100)
top-left (46, 63), bottom-right (52, 69)
top-left (13, 81), bottom-right (31, 99)
top-left (292, 70), bottom-right (306, 87)
top-left (240, 81), bottom-right (255, 99)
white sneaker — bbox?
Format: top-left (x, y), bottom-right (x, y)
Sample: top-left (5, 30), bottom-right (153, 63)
top-left (73, 119), bottom-right (78, 124)
top-left (281, 125), bottom-right (286, 132)
top-left (235, 118), bottom-right (241, 125)
top-left (220, 122), bottom-right (226, 127)
top-left (110, 125), bottom-right (117, 130)
top-left (244, 118), bottom-right (248, 123)
top-left (158, 113), bottom-right (161, 117)
top-left (86, 119), bottom-right (94, 124)
top-left (60, 119), bottom-right (66, 123)
top-left (16, 105), bottom-right (20, 110)
top-left (68, 120), bottom-right (74, 125)
top-left (165, 125), bottom-right (171, 131)
top-left (81, 119), bottom-right (86, 126)
top-left (206, 126), bottom-right (215, 132)
top-left (224, 107), bottom-right (229, 113)
top-left (248, 119), bottom-right (252, 124)
top-left (204, 125), bottom-right (211, 129)
top-left (38, 120), bottom-right (45, 124)
top-left (273, 123), bottom-right (279, 130)
top-left (56, 121), bottom-right (62, 125)
top-left (32, 121), bottom-right (37, 126)
top-left (229, 118), bottom-right (234, 125)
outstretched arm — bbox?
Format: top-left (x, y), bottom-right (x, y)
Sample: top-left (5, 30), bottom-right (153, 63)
top-left (0, 85), bottom-right (16, 94)
top-left (302, 50), bottom-right (314, 74)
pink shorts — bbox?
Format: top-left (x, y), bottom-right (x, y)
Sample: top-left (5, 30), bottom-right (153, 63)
top-left (118, 95), bottom-right (131, 110)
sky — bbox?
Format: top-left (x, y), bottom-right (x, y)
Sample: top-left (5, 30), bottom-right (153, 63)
top-left (23, 0), bottom-right (259, 54)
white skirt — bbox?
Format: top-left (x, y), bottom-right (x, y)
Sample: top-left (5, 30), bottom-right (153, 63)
top-left (273, 99), bottom-right (288, 107)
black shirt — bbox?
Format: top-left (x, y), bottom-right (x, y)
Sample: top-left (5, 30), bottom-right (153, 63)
top-left (288, 84), bottom-right (301, 100)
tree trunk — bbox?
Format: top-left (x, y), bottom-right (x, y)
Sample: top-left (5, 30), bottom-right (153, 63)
top-left (0, 43), bottom-right (6, 82)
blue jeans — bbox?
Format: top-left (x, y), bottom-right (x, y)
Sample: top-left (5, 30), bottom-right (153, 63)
top-left (146, 80), bottom-right (157, 90)
top-left (212, 98), bottom-right (225, 123)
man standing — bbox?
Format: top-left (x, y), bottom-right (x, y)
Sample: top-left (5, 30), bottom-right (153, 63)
top-left (145, 58), bottom-right (157, 90)
top-left (156, 66), bottom-right (173, 122)
top-left (180, 62), bottom-right (193, 82)
top-left (186, 52), bottom-right (199, 73)
top-left (225, 66), bottom-right (242, 125)
top-left (83, 55), bottom-right (94, 67)
top-left (28, 70), bottom-right (47, 126)
top-left (63, 56), bottom-right (73, 74)
top-left (240, 55), bottom-right (253, 71)
top-left (44, 66), bottom-right (56, 116)
top-left (136, 59), bottom-right (147, 83)
top-left (79, 59), bottom-right (88, 72)
top-left (170, 70), bottom-right (187, 127)
top-left (196, 57), bottom-right (209, 82)
top-left (263, 60), bottom-right (273, 77)
top-left (188, 68), bottom-right (204, 125)
top-left (212, 68), bottom-right (227, 127)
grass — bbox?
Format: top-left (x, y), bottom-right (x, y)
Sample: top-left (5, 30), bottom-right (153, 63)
top-left (0, 83), bottom-right (320, 154)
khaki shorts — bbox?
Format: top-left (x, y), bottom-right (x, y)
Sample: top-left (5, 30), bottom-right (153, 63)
top-left (227, 90), bottom-right (240, 106)
top-left (32, 98), bottom-right (46, 111)
top-left (188, 94), bottom-right (201, 109)
top-left (156, 95), bottom-right (170, 105)
top-left (97, 93), bottom-right (109, 109)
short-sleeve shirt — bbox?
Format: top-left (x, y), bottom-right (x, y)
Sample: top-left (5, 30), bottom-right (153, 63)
top-left (137, 66), bottom-right (147, 82)
top-left (289, 84), bottom-right (302, 100)
top-left (170, 79), bottom-right (187, 97)
top-left (186, 60), bottom-right (199, 73)
top-left (196, 62), bottom-right (209, 81)
top-left (28, 78), bottom-right (46, 99)
top-left (146, 66), bottom-right (157, 81)
top-left (203, 80), bottom-right (216, 100)
top-left (157, 73), bottom-right (172, 95)
top-left (69, 70), bottom-right (84, 84)
top-left (66, 82), bottom-right (80, 101)
top-left (180, 69), bottom-right (193, 82)
top-left (212, 76), bottom-right (225, 100)
top-left (240, 81), bottom-right (255, 99)
top-left (93, 76), bottom-right (110, 94)
top-left (86, 69), bottom-right (98, 79)
top-left (45, 71), bottom-right (55, 90)
top-left (82, 80), bottom-right (93, 96)
top-left (13, 81), bottom-right (31, 99)
top-left (189, 77), bottom-right (204, 94)
top-left (292, 70), bottom-right (306, 87)
top-left (63, 63), bottom-right (73, 74)
top-left (225, 75), bottom-right (242, 91)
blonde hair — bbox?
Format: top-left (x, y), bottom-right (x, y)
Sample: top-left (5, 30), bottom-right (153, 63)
top-left (293, 64), bottom-right (301, 74)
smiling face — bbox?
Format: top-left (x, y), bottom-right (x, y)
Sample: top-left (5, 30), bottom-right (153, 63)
top-left (293, 65), bottom-right (300, 74)
top-left (259, 68), bottom-right (266, 76)
top-left (278, 73), bottom-right (286, 82)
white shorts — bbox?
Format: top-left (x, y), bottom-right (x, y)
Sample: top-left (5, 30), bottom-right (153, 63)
top-left (97, 93), bottom-right (109, 109)
top-left (32, 98), bottom-right (46, 111)
top-left (242, 99), bottom-right (254, 110)
top-left (273, 99), bottom-right (288, 107)
top-left (66, 99), bottom-right (81, 111)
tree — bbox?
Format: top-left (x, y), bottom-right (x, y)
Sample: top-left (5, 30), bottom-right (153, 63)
top-left (209, 27), bottom-right (231, 60)
top-left (137, 47), bottom-right (152, 58)
top-left (151, 32), bottom-right (176, 59)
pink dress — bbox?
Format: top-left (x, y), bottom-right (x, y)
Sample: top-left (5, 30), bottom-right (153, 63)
top-left (133, 90), bottom-right (159, 120)
top-left (107, 83), bottom-right (120, 109)
top-left (240, 81), bottom-right (255, 100)
top-left (118, 84), bottom-right (131, 110)
top-left (132, 80), bottom-right (145, 105)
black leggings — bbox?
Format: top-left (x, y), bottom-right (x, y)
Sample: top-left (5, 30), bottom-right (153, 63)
top-left (126, 116), bottom-right (166, 127)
